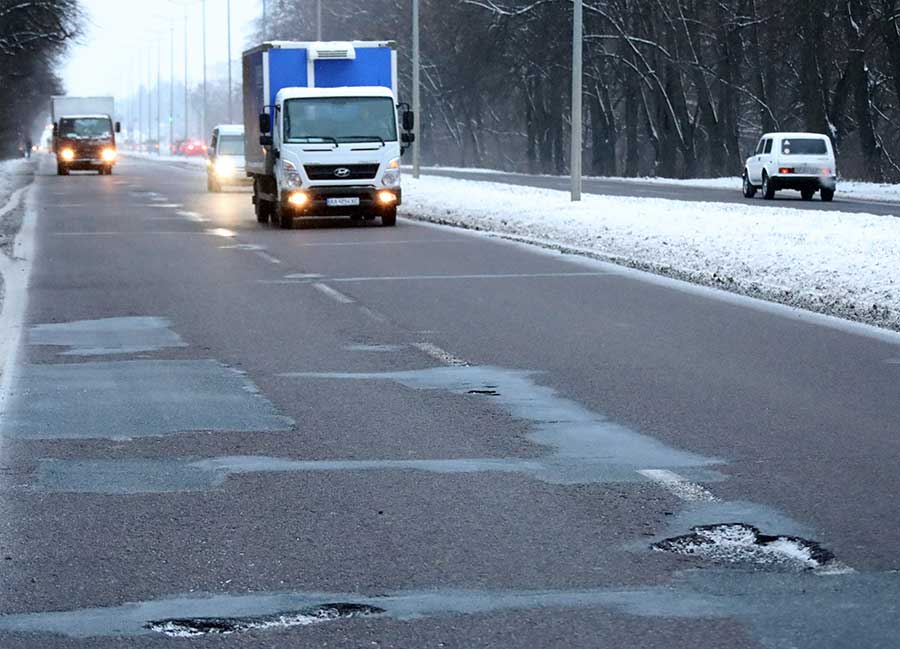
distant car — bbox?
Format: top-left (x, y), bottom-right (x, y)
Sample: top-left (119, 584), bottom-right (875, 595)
top-left (178, 139), bottom-right (208, 157)
top-left (743, 132), bottom-right (836, 202)
top-left (206, 125), bottom-right (248, 192)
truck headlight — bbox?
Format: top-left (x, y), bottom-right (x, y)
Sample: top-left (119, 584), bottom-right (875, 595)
top-left (101, 148), bottom-right (117, 162)
top-left (382, 159), bottom-right (401, 187)
top-left (60, 148), bottom-right (75, 161)
top-left (282, 159), bottom-right (302, 188)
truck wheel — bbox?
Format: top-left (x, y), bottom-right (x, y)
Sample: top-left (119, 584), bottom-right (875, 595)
top-left (381, 207), bottom-right (397, 227)
top-left (821, 188), bottom-right (835, 202)
top-left (276, 202), bottom-right (293, 230)
top-left (742, 172), bottom-right (757, 199)
top-left (762, 173), bottom-right (776, 200)
top-left (255, 198), bottom-right (271, 224)
top-left (57, 164), bottom-right (69, 176)
top-left (801, 188), bottom-right (815, 201)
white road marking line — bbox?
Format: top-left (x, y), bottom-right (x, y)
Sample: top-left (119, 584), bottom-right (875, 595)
top-left (284, 273), bottom-right (323, 280)
top-left (143, 204), bottom-right (183, 209)
top-left (313, 283), bottom-right (355, 304)
top-left (637, 469), bottom-right (719, 502)
top-left (205, 228), bottom-right (236, 238)
top-left (329, 271), bottom-right (612, 283)
top-left (177, 211), bottom-right (209, 222)
top-left (358, 306), bottom-right (389, 323)
top-left (254, 251), bottom-right (282, 264)
top-left (285, 239), bottom-right (469, 248)
top-left (412, 342), bottom-right (470, 367)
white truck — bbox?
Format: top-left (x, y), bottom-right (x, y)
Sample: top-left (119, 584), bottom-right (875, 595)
top-left (50, 96), bottom-right (120, 176)
top-left (242, 41), bottom-right (415, 228)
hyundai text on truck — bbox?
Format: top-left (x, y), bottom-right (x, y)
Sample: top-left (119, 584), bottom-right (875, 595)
top-left (242, 41), bottom-right (415, 229)
top-left (51, 96), bottom-right (121, 176)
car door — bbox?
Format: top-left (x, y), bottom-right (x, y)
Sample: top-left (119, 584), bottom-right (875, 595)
top-left (748, 138), bottom-right (765, 183)
top-left (761, 137), bottom-right (775, 178)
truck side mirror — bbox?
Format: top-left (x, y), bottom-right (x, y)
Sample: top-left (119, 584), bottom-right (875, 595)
top-left (402, 110), bottom-right (415, 132)
top-left (52, 124), bottom-right (58, 137)
top-left (401, 132), bottom-right (416, 145)
top-left (259, 135), bottom-right (273, 146)
top-left (115, 122), bottom-right (121, 133)
top-left (259, 113), bottom-right (271, 134)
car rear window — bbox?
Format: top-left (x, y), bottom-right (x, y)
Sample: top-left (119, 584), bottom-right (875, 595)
top-left (782, 139), bottom-right (827, 155)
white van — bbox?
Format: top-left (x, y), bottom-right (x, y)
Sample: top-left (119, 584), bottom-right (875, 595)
top-left (207, 125), bottom-right (249, 192)
top-left (742, 132), bottom-right (836, 202)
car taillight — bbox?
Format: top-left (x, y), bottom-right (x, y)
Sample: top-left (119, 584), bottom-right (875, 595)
top-left (778, 167), bottom-right (793, 174)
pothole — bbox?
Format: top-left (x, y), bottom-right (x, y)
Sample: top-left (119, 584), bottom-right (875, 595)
top-left (652, 523), bottom-right (836, 571)
top-left (145, 603), bottom-right (385, 637)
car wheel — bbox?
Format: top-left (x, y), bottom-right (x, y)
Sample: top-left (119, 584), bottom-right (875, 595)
top-left (762, 173), bottom-right (776, 200)
top-left (801, 188), bottom-right (815, 201)
top-left (742, 173), bottom-right (757, 199)
top-left (821, 188), bottom-right (835, 202)
top-left (381, 207), bottom-right (397, 227)
top-left (57, 164), bottom-right (68, 176)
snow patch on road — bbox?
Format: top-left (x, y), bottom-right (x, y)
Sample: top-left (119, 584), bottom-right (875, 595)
top-left (402, 175), bottom-right (900, 330)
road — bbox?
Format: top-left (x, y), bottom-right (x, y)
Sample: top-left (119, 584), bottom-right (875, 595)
top-left (416, 166), bottom-right (900, 217)
top-left (0, 155), bottom-right (898, 647)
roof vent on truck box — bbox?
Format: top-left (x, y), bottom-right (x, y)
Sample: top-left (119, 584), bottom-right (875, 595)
top-left (309, 42), bottom-right (356, 60)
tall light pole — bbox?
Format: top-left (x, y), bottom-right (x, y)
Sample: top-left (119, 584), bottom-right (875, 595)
top-left (570, 0), bottom-right (583, 201)
top-left (157, 37), bottom-right (162, 155)
top-left (202, 0), bottom-right (208, 136)
top-left (227, 0), bottom-right (233, 123)
top-left (183, 3), bottom-right (190, 139)
top-left (170, 24), bottom-right (175, 153)
top-left (412, 0), bottom-right (421, 178)
top-left (316, 0), bottom-right (322, 39)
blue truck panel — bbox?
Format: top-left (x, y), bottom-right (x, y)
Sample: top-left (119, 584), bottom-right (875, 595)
top-left (268, 48), bottom-right (309, 108)
top-left (313, 48), bottom-right (393, 90)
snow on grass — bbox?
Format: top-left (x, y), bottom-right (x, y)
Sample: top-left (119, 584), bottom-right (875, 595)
top-left (0, 158), bottom-right (31, 206)
top-left (402, 174), bottom-right (900, 330)
top-left (420, 166), bottom-right (900, 203)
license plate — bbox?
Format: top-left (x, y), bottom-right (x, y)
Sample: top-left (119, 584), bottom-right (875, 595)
top-left (326, 197), bottom-right (360, 207)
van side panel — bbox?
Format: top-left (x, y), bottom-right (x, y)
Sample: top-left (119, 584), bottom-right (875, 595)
top-left (242, 49), bottom-right (267, 174)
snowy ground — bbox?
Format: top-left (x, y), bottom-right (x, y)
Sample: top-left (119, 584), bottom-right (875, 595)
top-left (0, 158), bottom-right (35, 255)
top-left (420, 166), bottom-right (900, 204)
top-left (124, 151), bottom-right (207, 168)
top-left (401, 175), bottom-right (900, 330)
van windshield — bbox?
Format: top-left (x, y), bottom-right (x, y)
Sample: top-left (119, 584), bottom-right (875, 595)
top-left (217, 135), bottom-right (244, 155)
top-left (781, 139), bottom-right (827, 155)
top-left (59, 117), bottom-right (111, 140)
top-left (284, 97), bottom-right (397, 144)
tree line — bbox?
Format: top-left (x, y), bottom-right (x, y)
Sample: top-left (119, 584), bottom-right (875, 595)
top-left (259, 0), bottom-right (900, 181)
top-left (0, 0), bottom-right (81, 158)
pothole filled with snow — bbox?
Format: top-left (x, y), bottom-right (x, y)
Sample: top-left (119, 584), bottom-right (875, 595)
top-left (145, 603), bottom-right (385, 637)
top-left (651, 523), bottom-right (838, 571)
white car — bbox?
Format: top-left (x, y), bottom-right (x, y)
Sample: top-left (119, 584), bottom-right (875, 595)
top-left (207, 124), bottom-right (250, 192)
top-left (742, 132), bottom-right (836, 202)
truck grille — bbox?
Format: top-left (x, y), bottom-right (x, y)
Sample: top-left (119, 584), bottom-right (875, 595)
top-left (305, 164), bottom-right (379, 181)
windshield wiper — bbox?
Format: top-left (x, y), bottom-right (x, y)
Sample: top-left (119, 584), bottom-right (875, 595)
top-left (341, 135), bottom-right (385, 146)
top-left (290, 135), bottom-right (339, 146)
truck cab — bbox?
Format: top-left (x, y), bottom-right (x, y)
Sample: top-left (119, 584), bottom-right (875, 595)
top-left (244, 41), bottom-right (414, 229)
top-left (51, 97), bottom-right (120, 176)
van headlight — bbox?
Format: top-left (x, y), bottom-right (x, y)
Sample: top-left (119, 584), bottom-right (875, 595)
top-left (101, 148), bottom-right (117, 162)
top-left (60, 148), bottom-right (75, 161)
top-left (282, 159), bottom-right (302, 188)
top-left (215, 158), bottom-right (235, 177)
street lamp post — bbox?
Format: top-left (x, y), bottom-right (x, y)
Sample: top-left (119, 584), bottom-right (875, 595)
top-left (227, 0), bottom-right (233, 123)
top-left (184, 3), bottom-right (190, 139)
top-left (202, 0), bottom-right (208, 137)
top-left (412, 0), bottom-right (420, 178)
top-left (157, 38), bottom-right (162, 155)
top-left (570, 0), bottom-right (583, 201)
top-left (170, 24), bottom-right (175, 154)
top-left (317, 0), bottom-right (322, 40)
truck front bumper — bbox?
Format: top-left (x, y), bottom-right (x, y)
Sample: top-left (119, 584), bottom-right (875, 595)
top-left (285, 185), bottom-right (402, 215)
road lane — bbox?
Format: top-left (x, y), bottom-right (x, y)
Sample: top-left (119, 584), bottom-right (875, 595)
top-left (0, 155), bottom-right (898, 647)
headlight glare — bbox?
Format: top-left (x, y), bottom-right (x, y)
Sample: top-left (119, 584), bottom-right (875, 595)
top-left (60, 148), bottom-right (75, 161)
top-left (101, 148), bottom-right (117, 162)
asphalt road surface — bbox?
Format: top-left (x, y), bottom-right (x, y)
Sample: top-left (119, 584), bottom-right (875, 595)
top-left (0, 155), bottom-right (898, 647)
top-left (417, 166), bottom-right (900, 217)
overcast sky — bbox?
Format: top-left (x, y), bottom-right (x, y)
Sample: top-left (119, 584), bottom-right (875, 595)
top-left (61, 0), bottom-right (261, 97)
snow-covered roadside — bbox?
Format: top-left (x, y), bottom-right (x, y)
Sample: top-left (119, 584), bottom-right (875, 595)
top-left (401, 175), bottom-right (900, 330)
top-left (420, 166), bottom-right (900, 204)
top-left (0, 158), bottom-right (36, 255)
top-left (123, 151), bottom-right (207, 168)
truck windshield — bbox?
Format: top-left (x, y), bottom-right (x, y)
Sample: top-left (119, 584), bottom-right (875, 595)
top-left (781, 139), bottom-right (828, 155)
top-left (217, 135), bottom-right (244, 155)
top-left (59, 117), bottom-right (111, 139)
top-left (284, 97), bottom-right (397, 144)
